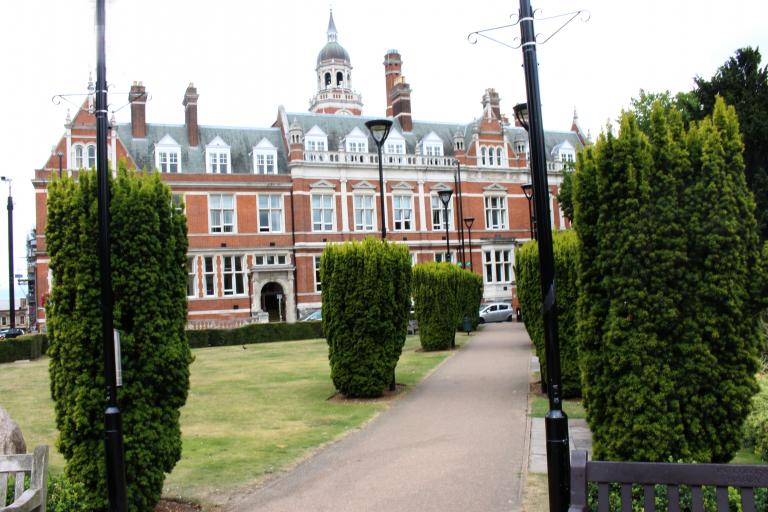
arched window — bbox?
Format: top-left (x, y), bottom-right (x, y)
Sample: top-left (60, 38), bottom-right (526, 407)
top-left (496, 147), bottom-right (503, 166)
top-left (489, 147), bottom-right (494, 166)
top-left (324, 73), bottom-right (331, 88)
top-left (73, 145), bottom-right (84, 169)
top-left (336, 71), bottom-right (343, 87)
top-left (87, 145), bottom-right (96, 169)
top-left (481, 147), bottom-right (487, 166)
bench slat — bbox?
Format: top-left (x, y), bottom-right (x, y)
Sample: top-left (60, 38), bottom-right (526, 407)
top-left (716, 486), bottom-right (729, 511)
top-left (667, 485), bottom-right (680, 512)
top-left (0, 456), bottom-right (32, 473)
top-left (598, 483), bottom-right (610, 512)
top-left (742, 487), bottom-right (755, 512)
top-left (587, 460), bottom-right (768, 487)
top-left (643, 484), bottom-right (655, 511)
top-left (692, 486), bottom-right (704, 510)
top-left (621, 483), bottom-right (632, 511)
top-left (14, 471), bottom-right (25, 502)
top-left (0, 472), bottom-right (7, 507)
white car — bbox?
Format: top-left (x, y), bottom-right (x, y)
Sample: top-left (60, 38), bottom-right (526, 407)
top-left (478, 303), bottom-right (514, 323)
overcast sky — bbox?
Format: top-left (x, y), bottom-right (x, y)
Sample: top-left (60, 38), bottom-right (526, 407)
top-left (0, 0), bottom-right (767, 300)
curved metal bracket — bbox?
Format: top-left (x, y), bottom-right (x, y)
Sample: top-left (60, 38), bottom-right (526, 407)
top-left (467, 9), bottom-right (589, 49)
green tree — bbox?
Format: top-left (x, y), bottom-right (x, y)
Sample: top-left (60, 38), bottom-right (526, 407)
top-left (515, 230), bottom-right (581, 397)
top-left (574, 99), bottom-right (765, 462)
top-left (321, 238), bottom-right (412, 397)
top-left (47, 166), bottom-right (191, 511)
top-left (556, 162), bottom-right (575, 222)
top-left (412, 262), bottom-right (462, 351)
top-left (688, 47), bottom-right (768, 240)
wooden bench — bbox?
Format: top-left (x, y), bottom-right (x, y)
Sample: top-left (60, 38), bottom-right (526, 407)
top-left (569, 449), bottom-right (768, 512)
top-left (0, 446), bottom-right (48, 512)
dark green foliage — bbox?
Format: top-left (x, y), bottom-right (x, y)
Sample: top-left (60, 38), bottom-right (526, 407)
top-left (555, 161), bottom-right (575, 222)
top-left (46, 166), bottom-right (192, 512)
top-left (743, 377), bottom-right (768, 462)
top-left (185, 321), bottom-right (324, 349)
top-left (47, 473), bottom-right (90, 512)
top-left (0, 335), bottom-right (44, 363)
top-left (515, 231), bottom-right (581, 398)
top-left (455, 267), bottom-right (483, 332)
top-left (574, 99), bottom-right (764, 463)
top-left (412, 262), bottom-right (466, 351)
top-left (686, 47), bottom-right (768, 241)
top-left (321, 238), bottom-right (412, 398)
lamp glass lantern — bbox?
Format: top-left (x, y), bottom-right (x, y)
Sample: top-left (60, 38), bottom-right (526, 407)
top-left (513, 102), bottom-right (530, 131)
top-left (521, 183), bottom-right (533, 200)
top-left (365, 119), bottom-right (393, 147)
top-left (438, 189), bottom-right (453, 262)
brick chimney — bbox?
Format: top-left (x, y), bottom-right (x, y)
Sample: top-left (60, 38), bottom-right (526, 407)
top-left (383, 50), bottom-right (402, 117)
top-left (482, 88), bottom-right (501, 120)
top-left (129, 82), bottom-right (147, 138)
top-left (183, 83), bottom-right (199, 147)
top-left (391, 76), bottom-right (413, 132)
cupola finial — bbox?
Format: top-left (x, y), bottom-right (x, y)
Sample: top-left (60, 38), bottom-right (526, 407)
top-left (327, 9), bottom-right (337, 42)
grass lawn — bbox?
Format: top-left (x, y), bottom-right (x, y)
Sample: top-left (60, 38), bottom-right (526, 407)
top-left (0, 333), bottom-right (467, 508)
top-left (529, 392), bottom-right (587, 420)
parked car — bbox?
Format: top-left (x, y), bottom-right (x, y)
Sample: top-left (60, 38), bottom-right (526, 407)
top-left (0, 327), bottom-right (24, 340)
top-left (478, 302), bottom-right (514, 323)
top-left (301, 310), bottom-right (322, 321)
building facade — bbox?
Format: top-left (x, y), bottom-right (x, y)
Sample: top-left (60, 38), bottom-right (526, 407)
top-left (32, 12), bottom-right (586, 330)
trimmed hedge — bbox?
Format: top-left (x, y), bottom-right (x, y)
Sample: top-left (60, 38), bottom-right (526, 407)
top-left (413, 262), bottom-right (477, 351)
top-left (0, 334), bottom-right (45, 363)
top-left (515, 230), bottom-right (581, 398)
top-left (321, 238), bottom-right (412, 398)
top-left (186, 321), bottom-right (324, 348)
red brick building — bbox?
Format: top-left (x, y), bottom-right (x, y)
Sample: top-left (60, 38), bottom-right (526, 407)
top-left (32, 11), bottom-right (586, 330)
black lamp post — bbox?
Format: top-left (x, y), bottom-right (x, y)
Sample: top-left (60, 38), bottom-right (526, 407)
top-left (517, 1), bottom-right (570, 509)
top-left (520, 182), bottom-right (536, 240)
top-left (438, 189), bottom-right (453, 262)
top-left (0, 177), bottom-right (14, 330)
top-left (365, 119), bottom-right (393, 240)
top-left (52, 147), bottom-right (64, 179)
top-left (95, 0), bottom-right (128, 510)
top-left (463, 217), bottom-right (474, 270)
top-left (453, 160), bottom-right (467, 267)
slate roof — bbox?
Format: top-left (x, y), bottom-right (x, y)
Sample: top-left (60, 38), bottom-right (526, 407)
top-left (115, 123), bottom-right (288, 174)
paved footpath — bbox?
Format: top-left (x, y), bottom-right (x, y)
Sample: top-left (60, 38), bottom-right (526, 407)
top-left (225, 322), bottom-right (532, 512)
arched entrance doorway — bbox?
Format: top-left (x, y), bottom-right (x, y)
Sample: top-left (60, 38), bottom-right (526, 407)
top-left (260, 282), bottom-right (286, 322)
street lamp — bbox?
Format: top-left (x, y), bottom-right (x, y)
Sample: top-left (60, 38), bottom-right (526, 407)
top-left (463, 217), bottom-right (474, 270)
top-left (0, 177), bottom-right (14, 330)
top-left (521, 183), bottom-right (536, 240)
top-left (438, 189), bottom-right (453, 262)
top-left (365, 119), bottom-right (393, 239)
top-left (51, 147), bottom-right (64, 179)
top-left (518, 1), bottom-right (570, 509)
top-left (453, 160), bottom-right (467, 267)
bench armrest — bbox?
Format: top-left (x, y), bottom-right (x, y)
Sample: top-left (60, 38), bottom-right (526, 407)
top-left (1, 488), bottom-right (43, 512)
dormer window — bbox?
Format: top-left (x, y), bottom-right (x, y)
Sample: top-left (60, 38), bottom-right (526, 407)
top-left (479, 145), bottom-right (505, 167)
top-left (155, 135), bottom-right (182, 173)
top-left (206, 136), bottom-right (231, 174)
top-left (419, 132), bottom-right (444, 157)
top-left (343, 127), bottom-right (369, 153)
top-left (552, 140), bottom-right (576, 164)
top-left (253, 138), bottom-right (278, 175)
top-left (305, 126), bottom-right (328, 152)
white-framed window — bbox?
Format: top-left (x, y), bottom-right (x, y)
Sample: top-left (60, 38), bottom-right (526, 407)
top-left (155, 135), bottom-right (182, 173)
top-left (305, 126), bottom-right (328, 153)
top-left (306, 139), bottom-right (326, 151)
top-left (73, 145), bottom-right (84, 169)
top-left (203, 256), bottom-right (216, 297)
top-left (87, 145), bottom-right (96, 168)
top-left (496, 147), bottom-right (504, 166)
top-left (561, 152), bottom-right (574, 163)
top-left (312, 193), bottom-right (335, 232)
top-left (353, 195), bottom-right (375, 231)
top-left (481, 147), bottom-right (487, 166)
top-left (209, 194), bottom-right (235, 233)
top-left (393, 195), bottom-right (413, 231)
top-left (347, 140), bottom-right (367, 153)
top-left (424, 143), bottom-right (443, 156)
top-left (385, 141), bottom-right (405, 154)
top-left (431, 195), bottom-right (452, 231)
top-left (253, 254), bottom-right (288, 266)
top-left (258, 194), bottom-right (283, 233)
top-left (314, 255), bottom-right (322, 292)
top-left (484, 249), bottom-right (513, 283)
top-left (207, 150), bottom-right (229, 173)
top-left (480, 145), bottom-right (504, 167)
top-left (410, 253), bottom-right (418, 266)
top-left (186, 257), bottom-right (196, 298)
top-left (222, 255), bottom-right (246, 296)
top-left (253, 138), bottom-right (278, 175)
top-left (484, 195), bottom-right (507, 230)
top-left (158, 151), bottom-right (180, 173)
top-left (515, 142), bottom-right (527, 154)
top-left (435, 252), bottom-right (454, 263)
top-left (255, 152), bottom-right (276, 174)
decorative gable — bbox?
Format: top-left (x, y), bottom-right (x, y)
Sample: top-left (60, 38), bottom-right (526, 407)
top-left (351, 180), bottom-right (375, 190)
top-left (391, 181), bottom-right (414, 191)
top-left (483, 183), bottom-right (508, 192)
top-left (310, 179), bottom-right (336, 190)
